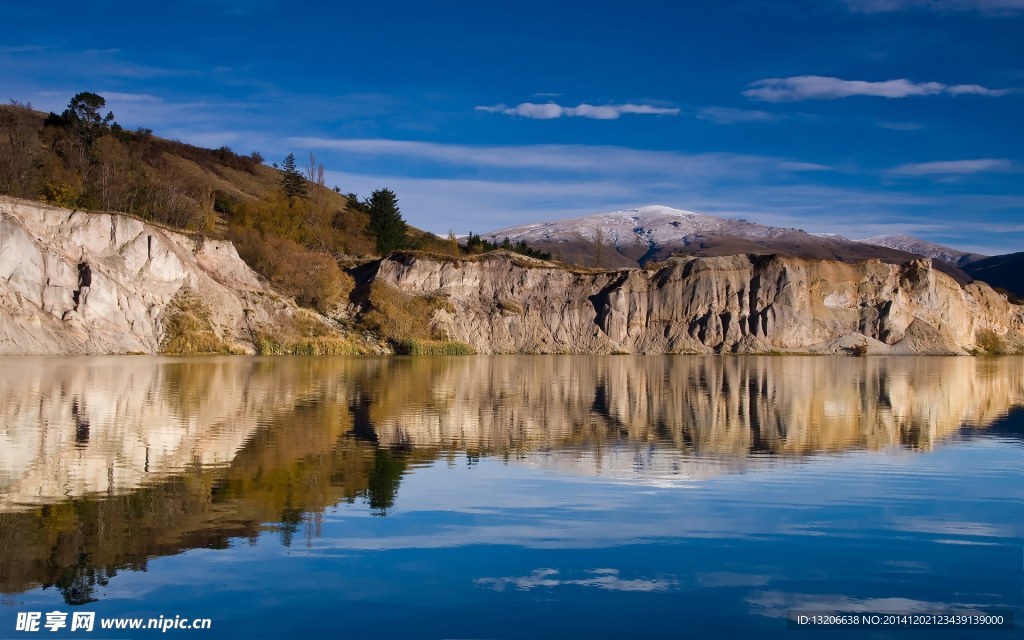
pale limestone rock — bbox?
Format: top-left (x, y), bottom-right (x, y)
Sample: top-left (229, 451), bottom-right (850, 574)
top-left (373, 251), bottom-right (1024, 355)
top-left (0, 198), bottom-right (318, 354)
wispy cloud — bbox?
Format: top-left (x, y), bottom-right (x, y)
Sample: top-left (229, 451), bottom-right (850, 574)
top-left (475, 101), bottom-right (680, 120)
top-left (889, 158), bottom-right (1019, 176)
top-left (99, 92), bottom-right (163, 103)
top-left (844, 0), bottom-right (1024, 14)
top-left (697, 106), bottom-right (779, 124)
top-left (745, 76), bottom-right (1014, 101)
top-left (291, 137), bottom-right (827, 178)
top-left (475, 568), bottom-right (678, 593)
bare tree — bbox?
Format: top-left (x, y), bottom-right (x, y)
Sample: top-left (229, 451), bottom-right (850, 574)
top-left (304, 152), bottom-right (331, 251)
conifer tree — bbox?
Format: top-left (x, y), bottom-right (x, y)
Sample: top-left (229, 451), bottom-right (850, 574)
top-left (280, 153), bottom-right (306, 199)
top-left (366, 188), bottom-right (407, 254)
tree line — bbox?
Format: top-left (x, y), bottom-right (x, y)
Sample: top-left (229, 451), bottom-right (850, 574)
top-left (0, 92), bottom-right (265, 230)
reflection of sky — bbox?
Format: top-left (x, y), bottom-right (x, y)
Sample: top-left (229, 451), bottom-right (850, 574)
top-left (6, 435), bottom-right (1021, 639)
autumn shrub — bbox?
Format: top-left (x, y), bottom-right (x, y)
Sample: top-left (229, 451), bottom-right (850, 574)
top-left (362, 281), bottom-right (434, 343)
top-left (975, 329), bottom-right (1008, 355)
top-left (231, 227), bottom-right (353, 314)
top-left (160, 287), bottom-right (233, 354)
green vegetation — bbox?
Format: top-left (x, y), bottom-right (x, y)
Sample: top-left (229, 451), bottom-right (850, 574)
top-left (464, 232), bottom-right (552, 260)
top-left (279, 153), bottom-right (306, 199)
top-left (366, 187), bottom-right (407, 254)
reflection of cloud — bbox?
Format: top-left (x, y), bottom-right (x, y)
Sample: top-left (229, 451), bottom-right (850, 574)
top-left (475, 568), bottom-right (678, 592)
top-left (893, 518), bottom-right (1010, 538)
top-left (747, 591), bottom-right (985, 619)
top-left (697, 572), bottom-right (772, 588)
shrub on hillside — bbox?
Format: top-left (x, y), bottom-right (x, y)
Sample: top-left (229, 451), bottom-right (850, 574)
top-left (231, 227), bottom-right (353, 314)
top-left (362, 281), bottom-right (435, 343)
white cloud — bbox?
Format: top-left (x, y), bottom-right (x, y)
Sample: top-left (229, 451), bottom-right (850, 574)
top-left (697, 107), bottom-right (779, 124)
top-left (889, 158), bottom-right (1018, 176)
top-left (475, 101), bottom-right (680, 119)
top-left (945, 83), bottom-right (1013, 96)
top-left (744, 76), bottom-right (1013, 101)
top-left (844, 0), bottom-right (1024, 14)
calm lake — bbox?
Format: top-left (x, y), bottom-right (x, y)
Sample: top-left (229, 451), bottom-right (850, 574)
top-left (1, 355), bottom-right (1021, 639)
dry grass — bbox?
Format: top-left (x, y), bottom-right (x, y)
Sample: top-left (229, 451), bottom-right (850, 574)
top-left (254, 309), bottom-right (363, 355)
top-left (973, 328), bottom-right (1017, 355)
top-left (160, 287), bottom-right (235, 354)
top-left (232, 227), bottom-right (354, 314)
top-left (399, 339), bottom-right (475, 355)
top-left (361, 281), bottom-right (435, 343)
top-left (497, 299), bottom-right (523, 315)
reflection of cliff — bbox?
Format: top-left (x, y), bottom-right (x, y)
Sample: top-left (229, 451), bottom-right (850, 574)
top-left (1, 356), bottom-right (1022, 602)
top-left (0, 357), bottom-right (369, 509)
top-left (368, 356), bottom-right (1024, 457)
top-left (0, 356), bottom-right (426, 602)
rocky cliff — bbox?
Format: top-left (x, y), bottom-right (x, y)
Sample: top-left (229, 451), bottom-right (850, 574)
top-left (374, 251), bottom-right (1024, 355)
top-left (3, 198), bottom-right (1023, 355)
top-left (0, 197), bottom-right (333, 355)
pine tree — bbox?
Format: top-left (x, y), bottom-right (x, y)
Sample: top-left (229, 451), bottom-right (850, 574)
top-left (280, 153), bottom-right (306, 199)
top-left (366, 188), bottom-right (407, 254)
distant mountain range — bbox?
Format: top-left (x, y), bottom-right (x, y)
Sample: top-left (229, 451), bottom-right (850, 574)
top-left (482, 205), bottom-right (1022, 297)
top-left (856, 234), bottom-right (985, 267)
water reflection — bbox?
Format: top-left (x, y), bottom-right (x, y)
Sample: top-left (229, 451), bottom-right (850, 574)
top-left (0, 355), bottom-right (1022, 605)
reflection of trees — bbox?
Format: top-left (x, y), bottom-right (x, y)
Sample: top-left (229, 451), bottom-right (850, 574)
top-left (1, 355), bottom-right (1022, 602)
top-left (365, 449), bottom-right (407, 515)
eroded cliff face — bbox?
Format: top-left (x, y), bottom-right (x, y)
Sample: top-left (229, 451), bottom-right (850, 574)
top-left (3, 198), bottom-right (1022, 355)
top-left (0, 198), bottom-right (320, 354)
top-left (374, 251), bottom-right (1024, 355)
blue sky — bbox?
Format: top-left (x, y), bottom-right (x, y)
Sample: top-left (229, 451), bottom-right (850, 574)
top-left (2, 0), bottom-right (1022, 253)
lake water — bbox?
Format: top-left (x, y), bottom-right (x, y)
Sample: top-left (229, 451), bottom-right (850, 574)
top-left (0, 355), bottom-right (1021, 639)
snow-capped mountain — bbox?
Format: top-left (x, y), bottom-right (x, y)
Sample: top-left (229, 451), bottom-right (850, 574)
top-left (486, 205), bottom-right (795, 255)
top-left (482, 205), bottom-right (973, 281)
top-left (857, 234), bottom-right (982, 266)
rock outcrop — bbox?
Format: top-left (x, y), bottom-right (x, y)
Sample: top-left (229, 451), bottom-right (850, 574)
top-left (372, 251), bottom-right (1024, 355)
top-left (3, 198), bottom-right (1022, 355)
top-left (0, 197), bottom-right (329, 354)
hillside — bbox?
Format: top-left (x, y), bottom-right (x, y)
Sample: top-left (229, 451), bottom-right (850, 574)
top-left (962, 252), bottom-right (1024, 301)
top-left (482, 205), bottom-right (974, 282)
top-left (0, 97), bottom-right (452, 297)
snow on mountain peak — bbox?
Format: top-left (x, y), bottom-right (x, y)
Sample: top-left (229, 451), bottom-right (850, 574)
top-left (483, 205), bottom-right (787, 248)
